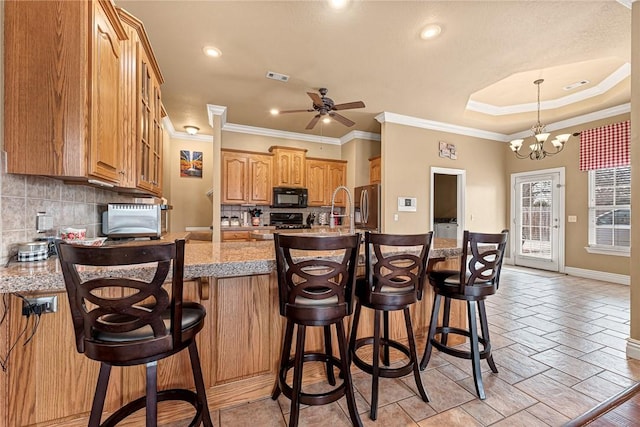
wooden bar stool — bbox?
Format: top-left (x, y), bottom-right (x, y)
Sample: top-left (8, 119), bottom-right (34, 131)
top-left (420, 230), bottom-right (508, 400)
top-left (56, 239), bottom-right (212, 427)
top-left (271, 233), bottom-right (362, 427)
top-left (349, 232), bottom-right (432, 420)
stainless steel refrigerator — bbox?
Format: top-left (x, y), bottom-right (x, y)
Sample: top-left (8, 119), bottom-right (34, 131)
top-left (354, 184), bottom-right (381, 231)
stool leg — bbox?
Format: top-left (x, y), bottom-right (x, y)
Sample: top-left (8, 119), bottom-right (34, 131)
top-left (370, 309), bottom-right (381, 420)
top-left (89, 362), bottom-right (111, 427)
top-left (404, 307), bottom-right (429, 402)
top-left (289, 324), bottom-right (306, 427)
top-left (382, 311), bottom-right (390, 366)
top-left (273, 320), bottom-right (295, 400)
top-left (145, 361), bottom-right (158, 427)
top-left (188, 341), bottom-right (213, 427)
top-left (478, 300), bottom-right (498, 373)
top-left (336, 320), bottom-right (363, 427)
top-left (468, 301), bottom-right (486, 400)
top-left (348, 301), bottom-right (363, 365)
top-left (324, 325), bottom-right (336, 386)
top-left (441, 297), bottom-right (451, 346)
top-left (420, 294), bottom-right (442, 370)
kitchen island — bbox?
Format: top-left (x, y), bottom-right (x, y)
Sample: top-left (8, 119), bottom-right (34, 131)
top-left (0, 233), bottom-right (463, 426)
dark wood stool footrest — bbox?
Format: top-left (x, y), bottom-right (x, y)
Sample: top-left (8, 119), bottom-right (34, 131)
top-left (101, 388), bottom-right (205, 427)
top-left (352, 336), bottom-right (414, 378)
top-left (278, 352), bottom-right (347, 406)
top-left (431, 326), bottom-right (492, 360)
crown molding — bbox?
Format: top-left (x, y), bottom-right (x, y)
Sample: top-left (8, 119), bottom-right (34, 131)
top-left (340, 130), bottom-right (382, 144)
top-left (616, 0), bottom-right (635, 8)
top-left (506, 103), bottom-right (631, 140)
top-left (207, 104), bottom-right (228, 127)
top-left (375, 111), bottom-right (507, 141)
top-left (222, 123), bottom-right (343, 145)
top-left (466, 63), bottom-right (630, 116)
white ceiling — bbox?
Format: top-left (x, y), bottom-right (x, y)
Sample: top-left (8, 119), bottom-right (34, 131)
top-left (114, 0), bottom-right (632, 140)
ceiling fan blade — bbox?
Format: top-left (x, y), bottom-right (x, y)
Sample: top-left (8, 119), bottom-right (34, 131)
top-left (305, 114), bottom-right (321, 130)
top-left (333, 101), bottom-right (365, 111)
top-left (329, 112), bottom-right (355, 127)
top-left (278, 109), bottom-right (314, 114)
top-left (307, 92), bottom-right (324, 107)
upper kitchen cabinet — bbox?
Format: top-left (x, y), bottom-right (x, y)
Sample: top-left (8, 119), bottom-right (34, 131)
top-left (269, 146), bottom-right (307, 188)
top-left (118, 8), bottom-right (165, 196)
top-left (221, 149), bottom-right (272, 205)
top-left (4, 0), bottom-right (128, 185)
top-left (306, 158), bottom-right (347, 207)
top-left (369, 156), bottom-right (381, 184)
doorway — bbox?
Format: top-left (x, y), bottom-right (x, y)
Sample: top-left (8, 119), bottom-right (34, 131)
top-left (430, 167), bottom-right (465, 240)
top-left (511, 168), bottom-right (565, 272)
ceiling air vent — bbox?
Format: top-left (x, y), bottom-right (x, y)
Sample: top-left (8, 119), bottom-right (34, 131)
top-left (266, 71), bottom-right (290, 82)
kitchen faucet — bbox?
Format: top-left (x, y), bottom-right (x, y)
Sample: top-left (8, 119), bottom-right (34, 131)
top-left (330, 186), bottom-right (355, 234)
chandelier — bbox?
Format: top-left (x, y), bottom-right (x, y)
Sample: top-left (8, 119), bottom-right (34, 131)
top-left (509, 79), bottom-right (571, 160)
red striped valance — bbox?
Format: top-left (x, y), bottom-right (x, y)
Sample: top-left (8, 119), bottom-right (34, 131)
top-left (579, 121), bottom-right (630, 171)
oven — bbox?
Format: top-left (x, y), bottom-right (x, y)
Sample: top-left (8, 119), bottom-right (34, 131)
top-left (270, 212), bottom-right (311, 230)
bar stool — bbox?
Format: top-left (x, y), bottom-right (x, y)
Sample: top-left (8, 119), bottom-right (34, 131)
top-left (271, 233), bottom-right (362, 427)
top-left (420, 230), bottom-right (508, 400)
top-left (349, 232), bottom-right (432, 420)
top-left (56, 239), bottom-right (212, 427)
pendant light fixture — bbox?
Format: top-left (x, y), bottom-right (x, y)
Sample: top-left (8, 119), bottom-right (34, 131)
top-left (509, 79), bottom-right (571, 160)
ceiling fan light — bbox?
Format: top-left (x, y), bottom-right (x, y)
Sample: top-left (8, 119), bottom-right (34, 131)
top-left (420, 24), bottom-right (442, 40)
top-left (322, 117), bottom-right (331, 124)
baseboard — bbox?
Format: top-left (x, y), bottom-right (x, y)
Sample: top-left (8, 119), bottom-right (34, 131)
top-left (564, 267), bottom-right (630, 285)
top-left (626, 338), bottom-right (640, 360)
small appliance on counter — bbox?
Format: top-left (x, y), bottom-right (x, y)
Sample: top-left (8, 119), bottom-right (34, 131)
top-left (102, 203), bottom-right (162, 239)
top-left (17, 241), bottom-right (49, 262)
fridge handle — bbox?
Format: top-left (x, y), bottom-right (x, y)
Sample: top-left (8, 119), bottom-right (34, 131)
top-left (363, 189), bottom-right (369, 223)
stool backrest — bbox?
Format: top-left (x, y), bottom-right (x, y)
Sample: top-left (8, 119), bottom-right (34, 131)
top-left (365, 232), bottom-right (432, 300)
top-left (274, 233), bottom-right (360, 322)
top-left (56, 239), bottom-right (186, 361)
top-left (459, 230), bottom-right (509, 293)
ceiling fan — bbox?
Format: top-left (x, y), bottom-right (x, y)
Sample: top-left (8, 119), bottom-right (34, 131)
top-left (278, 88), bottom-right (365, 130)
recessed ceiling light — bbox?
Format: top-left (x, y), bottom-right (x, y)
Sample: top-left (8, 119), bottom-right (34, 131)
top-left (184, 126), bottom-right (200, 135)
top-left (203, 46), bottom-right (222, 58)
top-left (328, 0), bottom-right (348, 9)
top-left (270, 109), bottom-right (279, 115)
top-left (420, 24), bottom-right (442, 40)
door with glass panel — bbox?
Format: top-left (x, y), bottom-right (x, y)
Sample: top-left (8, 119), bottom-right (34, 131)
top-left (512, 170), bottom-right (563, 271)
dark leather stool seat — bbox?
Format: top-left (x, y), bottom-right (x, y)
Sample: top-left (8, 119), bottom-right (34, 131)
top-left (56, 239), bottom-right (212, 427)
top-left (420, 230), bottom-right (508, 400)
top-left (271, 233), bottom-right (362, 427)
top-left (349, 232), bottom-right (432, 420)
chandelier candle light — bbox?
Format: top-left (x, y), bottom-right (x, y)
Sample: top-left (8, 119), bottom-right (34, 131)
top-left (509, 79), bottom-right (571, 160)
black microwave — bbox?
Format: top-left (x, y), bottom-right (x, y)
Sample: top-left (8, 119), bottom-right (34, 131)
top-left (272, 187), bottom-right (308, 208)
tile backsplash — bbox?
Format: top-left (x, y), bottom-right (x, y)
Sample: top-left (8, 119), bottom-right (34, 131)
top-left (0, 173), bottom-right (134, 264)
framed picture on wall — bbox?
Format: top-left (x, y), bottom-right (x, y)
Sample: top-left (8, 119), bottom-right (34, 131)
top-left (180, 150), bottom-right (203, 177)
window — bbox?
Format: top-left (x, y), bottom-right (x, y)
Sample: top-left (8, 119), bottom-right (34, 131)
top-left (588, 166), bottom-right (630, 253)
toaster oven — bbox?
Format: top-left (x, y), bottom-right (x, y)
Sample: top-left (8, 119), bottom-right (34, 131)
top-left (102, 204), bottom-right (162, 238)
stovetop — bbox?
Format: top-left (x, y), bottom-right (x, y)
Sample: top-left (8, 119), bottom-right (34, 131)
top-left (270, 212), bottom-right (307, 229)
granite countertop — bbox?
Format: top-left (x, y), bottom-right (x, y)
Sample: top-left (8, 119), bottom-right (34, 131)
top-left (0, 233), bottom-right (462, 294)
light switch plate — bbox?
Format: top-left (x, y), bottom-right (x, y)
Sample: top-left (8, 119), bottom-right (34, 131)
top-left (398, 197), bottom-right (417, 212)
top-left (568, 215), bottom-right (577, 223)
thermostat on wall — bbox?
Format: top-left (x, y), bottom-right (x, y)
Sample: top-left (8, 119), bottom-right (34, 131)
top-left (398, 197), bottom-right (417, 212)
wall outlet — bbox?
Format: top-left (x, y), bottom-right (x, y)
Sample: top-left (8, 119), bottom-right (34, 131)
top-left (22, 296), bottom-right (58, 316)
top-left (36, 212), bottom-right (54, 232)
top-left (393, 213), bottom-right (399, 221)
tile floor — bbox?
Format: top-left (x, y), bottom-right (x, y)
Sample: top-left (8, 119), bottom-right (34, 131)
top-left (126, 266), bottom-right (640, 426)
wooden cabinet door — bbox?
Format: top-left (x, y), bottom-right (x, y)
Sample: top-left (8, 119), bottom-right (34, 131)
top-left (269, 147), bottom-right (307, 188)
top-left (327, 161), bottom-right (347, 207)
top-left (306, 160), bottom-right (328, 206)
top-left (222, 151), bottom-right (249, 204)
top-left (137, 50), bottom-right (155, 192)
top-left (88, 0), bottom-right (123, 183)
top-left (119, 19), bottom-right (138, 189)
top-left (370, 156), bottom-right (381, 184)
top-left (290, 150), bottom-right (306, 187)
top-left (149, 81), bottom-right (163, 195)
top-left (248, 154), bottom-right (272, 205)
